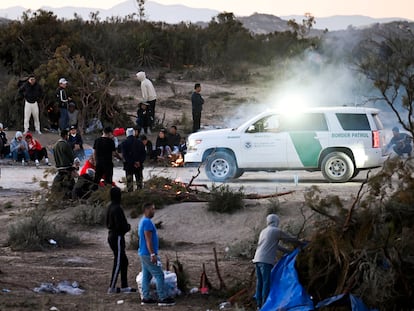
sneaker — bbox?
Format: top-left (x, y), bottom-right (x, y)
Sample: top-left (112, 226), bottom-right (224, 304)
top-left (158, 297), bottom-right (176, 306)
top-left (120, 287), bottom-right (137, 293)
top-left (37, 130), bottom-right (42, 135)
top-left (35, 159), bottom-right (40, 167)
top-left (141, 298), bottom-right (157, 305)
top-left (107, 287), bottom-right (121, 294)
top-left (45, 159), bottom-right (51, 166)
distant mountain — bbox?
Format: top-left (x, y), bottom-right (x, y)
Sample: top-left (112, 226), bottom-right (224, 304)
top-left (282, 14), bottom-right (410, 31)
top-left (0, 1), bottom-right (411, 32)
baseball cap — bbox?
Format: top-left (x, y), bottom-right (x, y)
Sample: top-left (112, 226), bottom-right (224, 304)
top-left (59, 78), bottom-right (68, 84)
top-left (70, 125), bottom-right (77, 130)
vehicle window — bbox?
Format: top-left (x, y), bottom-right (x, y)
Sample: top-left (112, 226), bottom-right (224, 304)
top-left (372, 114), bottom-right (384, 130)
top-left (280, 113), bottom-right (328, 131)
top-left (246, 115), bottom-right (280, 133)
top-left (336, 113), bottom-right (370, 130)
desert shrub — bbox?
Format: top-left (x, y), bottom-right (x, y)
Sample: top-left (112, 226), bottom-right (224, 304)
top-left (8, 210), bottom-right (80, 251)
top-left (226, 228), bottom-right (260, 259)
top-left (72, 202), bottom-right (106, 226)
top-left (208, 184), bottom-right (245, 214)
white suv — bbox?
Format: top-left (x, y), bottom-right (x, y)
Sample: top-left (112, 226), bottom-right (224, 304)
top-left (185, 106), bottom-right (388, 183)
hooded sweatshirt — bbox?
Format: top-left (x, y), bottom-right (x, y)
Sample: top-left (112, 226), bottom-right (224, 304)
top-left (10, 131), bottom-right (28, 153)
top-left (253, 214), bottom-right (298, 265)
top-left (136, 71), bottom-right (157, 102)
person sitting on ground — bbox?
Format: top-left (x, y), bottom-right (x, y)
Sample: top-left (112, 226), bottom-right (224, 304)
top-left (136, 102), bottom-right (151, 134)
top-left (67, 102), bottom-right (79, 129)
top-left (155, 129), bottom-right (171, 159)
top-left (79, 154), bottom-right (96, 176)
top-left (73, 168), bottom-right (98, 199)
top-left (68, 125), bottom-right (85, 161)
top-left (387, 126), bottom-right (412, 157)
top-left (25, 132), bottom-right (50, 167)
top-left (167, 125), bottom-right (181, 154)
top-left (179, 137), bottom-right (187, 158)
top-left (10, 131), bottom-right (30, 164)
top-left (0, 123), bottom-right (10, 158)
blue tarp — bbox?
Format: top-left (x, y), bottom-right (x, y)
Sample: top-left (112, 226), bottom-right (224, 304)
top-left (260, 248), bottom-right (314, 311)
top-left (260, 248), bottom-right (378, 311)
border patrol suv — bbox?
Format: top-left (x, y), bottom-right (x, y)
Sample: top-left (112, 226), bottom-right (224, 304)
top-left (185, 106), bottom-right (387, 183)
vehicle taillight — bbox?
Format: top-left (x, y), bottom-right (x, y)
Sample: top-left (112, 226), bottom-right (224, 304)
top-left (372, 130), bottom-right (380, 148)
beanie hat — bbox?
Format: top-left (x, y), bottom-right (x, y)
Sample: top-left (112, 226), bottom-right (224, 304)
top-left (266, 214), bottom-right (280, 227)
top-left (15, 131), bottom-right (23, 139)
top-left (0, 123), bottom-right (3, 129)
top-left (126, 127), bottom-right (134, 137)
top-left (392, 126), bottom-right (399, 132)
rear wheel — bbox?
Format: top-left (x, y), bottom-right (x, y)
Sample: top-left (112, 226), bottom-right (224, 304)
top-left (205, 151), bottom-right (238, 182)
top-left (321, 152), bottom-right (354, 183)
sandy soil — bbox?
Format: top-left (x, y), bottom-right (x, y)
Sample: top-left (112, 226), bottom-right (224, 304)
top-left (0, 69), bottom-right (359, 311)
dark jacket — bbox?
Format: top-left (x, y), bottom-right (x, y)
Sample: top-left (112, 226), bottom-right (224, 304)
top-left (68, 133), bottom-right (84, 150)
top-left (167, 133), bottom-right (181, 149)
top-left (53, 139), bottom-right (74, 168)
top-left (19, 82), bottom-right (43, 103)
top-left (56, 86), bottom-right (69, 109)
top-left (121, 135), bottom-right (146, 170)
top-left (191, 91), bottom-right (204, 113)
top-left (106, 202), bottom-right (130, 235)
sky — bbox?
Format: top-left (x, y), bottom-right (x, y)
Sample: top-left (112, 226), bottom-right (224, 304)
top-left (1, 0), bottom-right (413, 20)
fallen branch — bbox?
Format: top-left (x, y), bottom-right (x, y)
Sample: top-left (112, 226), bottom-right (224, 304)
top-left (245, 190), bottom-right (295, 199)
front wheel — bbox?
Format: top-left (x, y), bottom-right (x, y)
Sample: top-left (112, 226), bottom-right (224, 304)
top-left (205, 151), bottom-right (238, 182)
top-left (321, 152), bottom-right (354, 183)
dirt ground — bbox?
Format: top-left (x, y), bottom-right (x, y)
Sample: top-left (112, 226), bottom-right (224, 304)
top-left (0, 69), bottom-right (358, 311)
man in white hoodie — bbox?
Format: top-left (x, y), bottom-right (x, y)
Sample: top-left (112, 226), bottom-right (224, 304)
top-left (252, 214), bottom-right (303, 309)
top-left (136, 71), bottom-right (157, 128)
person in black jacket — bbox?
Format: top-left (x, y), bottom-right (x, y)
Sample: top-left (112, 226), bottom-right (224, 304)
top-left (106, 187), bottom-right (136, 293)
top-left (121, 128), bottom-right (147, 192)
top-left (18, 74), bottom-right (43, 135)
top-left (191, 83), bottom-right (204, 133)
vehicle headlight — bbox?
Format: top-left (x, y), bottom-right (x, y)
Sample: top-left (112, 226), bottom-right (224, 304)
top-left (187, 138), bottom-right (202, 151)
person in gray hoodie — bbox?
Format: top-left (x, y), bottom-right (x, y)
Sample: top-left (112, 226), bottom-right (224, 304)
top-left (136, 71), bottom-right (157, 128)
top-left (252, 214), bottom-right (303, 308)
top-left (10, 131), bottom-right (30, 163)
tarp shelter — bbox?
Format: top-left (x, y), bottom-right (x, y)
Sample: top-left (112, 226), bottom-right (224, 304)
top-left (260, 248), bottom-right (378, 311)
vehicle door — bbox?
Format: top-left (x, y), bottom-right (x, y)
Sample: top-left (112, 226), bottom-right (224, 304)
top-left (238, 114), bottom-right (288, 168)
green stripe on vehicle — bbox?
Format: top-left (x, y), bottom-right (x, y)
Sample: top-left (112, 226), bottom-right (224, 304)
top-left (289, 132), bottom-right (322, 167)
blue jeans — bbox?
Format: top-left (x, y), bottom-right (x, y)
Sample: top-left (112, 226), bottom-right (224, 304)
top-left (12, 150), bottom-right (30, 162)
top-left (140, 255), bottom-right (166, 300)
top-left (59, 107), bottom-right (69, 131)
top-left (255, 262), bottom-right (273, 308)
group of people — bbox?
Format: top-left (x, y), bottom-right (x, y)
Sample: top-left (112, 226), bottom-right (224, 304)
top-left (1, 129), bottom-right (50, 166)
top-left (106, 189), bottom-right (176, 305)
top-left (17, 75), bottom-right (76, 134)
top-left (153, 126), bottom-right (187, 160)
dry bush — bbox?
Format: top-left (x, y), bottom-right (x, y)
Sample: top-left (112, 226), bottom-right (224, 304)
top-left (208, 184), bottom-right (245, 214)
top-left (296, 158), bottom-right (414, 310)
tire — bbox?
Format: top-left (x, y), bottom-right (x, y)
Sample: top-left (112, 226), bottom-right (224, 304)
top-left (205, 151), bottom-right (238, 182)
top-left (321, 152), bottom-right (354, 183)
top-left (234, 169), bottom-right (245, 178)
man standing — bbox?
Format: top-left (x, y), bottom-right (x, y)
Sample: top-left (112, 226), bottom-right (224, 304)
top-left (94, 126), bottom-right (120, 185)
top-left (136, 72), bottom-right (157, 128)
top-left (56, 77), bottom-right (70, 131)
top-left (191, 83), bottom-right (204, 133)
top-left (106, 187), bottom-right (136, 293)
top-left (252, 214), bottom-right (303, 309)
top-left (121, 128), bottom-right (146, 192)
top-left (53, 129), bottom-right (74, 169)
top-left (138, 202), bottom-right (176, 306)
top-left (19, 74), bottom-right (43, 135)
